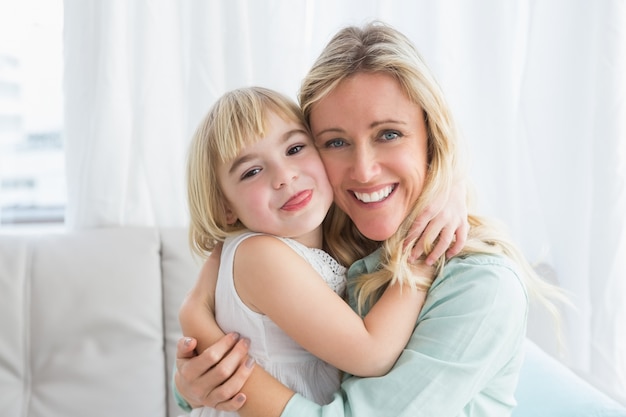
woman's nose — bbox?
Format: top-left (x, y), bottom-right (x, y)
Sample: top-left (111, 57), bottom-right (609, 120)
top-left (350, 145), bottom-right (380, 183)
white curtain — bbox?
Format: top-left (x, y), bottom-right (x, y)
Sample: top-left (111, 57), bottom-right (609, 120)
top-left (63, 0), bottom-right (626, 403)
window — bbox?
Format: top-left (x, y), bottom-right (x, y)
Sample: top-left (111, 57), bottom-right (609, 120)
top-left (0, 0), bottom-right (65, 226)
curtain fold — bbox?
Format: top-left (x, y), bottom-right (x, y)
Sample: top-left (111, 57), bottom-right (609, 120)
top-left (64, 0), bottom-right (187, 227)
top-left (63, 0), bottom-right (626, 403)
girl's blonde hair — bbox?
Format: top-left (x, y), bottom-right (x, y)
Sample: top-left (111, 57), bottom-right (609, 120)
top-left (187, 87), bottom-right (308, 257)
top-left (300, 21), bottom-right (565, 315)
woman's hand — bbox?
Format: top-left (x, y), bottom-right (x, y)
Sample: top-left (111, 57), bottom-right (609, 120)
top-left (407, 178), bottom-right (469, 265)
top-left (175, 334), bottom-right (255, 411)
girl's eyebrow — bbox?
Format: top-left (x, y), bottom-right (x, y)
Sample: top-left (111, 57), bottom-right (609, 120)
top-left (228, 153), bottom-right (256, 175)
top-left (281, 128), bottom-right (309, 143)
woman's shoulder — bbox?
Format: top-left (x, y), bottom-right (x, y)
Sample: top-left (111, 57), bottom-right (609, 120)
top-left (417, 253), bottom-right (529, 338)
top-left (431, 253), bottom-right (529, 311)
top-left (446, 252), bottom-right (518, 269)
top-left (441, 253), bottom-right (524, 285)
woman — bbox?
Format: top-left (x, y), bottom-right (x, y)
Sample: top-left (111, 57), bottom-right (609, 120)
top-left (175, 21), bottom-right (562, 416)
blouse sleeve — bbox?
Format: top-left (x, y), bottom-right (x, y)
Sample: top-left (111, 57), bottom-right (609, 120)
top-left (281, 255), bottom-right (529, 417)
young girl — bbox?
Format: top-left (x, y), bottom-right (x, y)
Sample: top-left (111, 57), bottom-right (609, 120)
top-left (182, 86), bottom-right (433, 414)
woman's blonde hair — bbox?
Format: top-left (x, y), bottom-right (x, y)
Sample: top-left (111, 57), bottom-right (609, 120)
top-left (187, 86), bottom-right (308, 257)
top-left (300, 21), bottom-right (565, 315)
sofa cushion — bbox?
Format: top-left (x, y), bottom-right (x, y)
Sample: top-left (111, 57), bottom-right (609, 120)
top-left (0, 227), bottom-right (167, 417)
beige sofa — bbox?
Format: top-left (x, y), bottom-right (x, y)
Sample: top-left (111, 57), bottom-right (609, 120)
top-left (1, 227), bottom-right (624, 417)
top-left (0, 227), bottom-right (199, 417)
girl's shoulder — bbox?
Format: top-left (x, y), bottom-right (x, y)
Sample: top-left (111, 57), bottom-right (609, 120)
top-left (233, 233), bottom-right (346, 294)
top-left (231, 232), bottom-right (299, 257)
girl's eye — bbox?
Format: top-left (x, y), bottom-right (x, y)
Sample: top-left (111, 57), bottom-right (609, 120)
top-left (287, 144), bottom-right (303, 155)
top-left (241, 168), bottom-right (261, 180)
top-left (381, 131), bottom-right (400, 141)
top-left (324, 138), bottom-right (345, 148)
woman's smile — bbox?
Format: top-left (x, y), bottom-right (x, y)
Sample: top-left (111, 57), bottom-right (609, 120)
top-left (352, 184), bottom-right (396, 204)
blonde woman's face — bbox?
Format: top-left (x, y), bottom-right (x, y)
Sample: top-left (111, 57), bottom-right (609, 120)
top-left (217, 111), bottom-right (334, 248)
top-left (310, 72), bottom-right (429, 241)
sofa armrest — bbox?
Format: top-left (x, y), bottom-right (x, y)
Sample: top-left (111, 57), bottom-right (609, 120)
top-left (513, 339), bottom-right (626, 416)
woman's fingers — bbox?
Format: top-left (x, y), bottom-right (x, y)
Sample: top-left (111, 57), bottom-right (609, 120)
top-left (196, 337), bottom-right (251, 404)
top-left (211, 352), bottom-right (256, 411)
top-left (175, 333), bottom-right (251, 408)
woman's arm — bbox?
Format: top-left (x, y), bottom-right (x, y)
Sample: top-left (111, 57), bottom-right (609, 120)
top-left (235, 235), bottom-right (430, 377)
top-left (178, 250), bottom-right (225, 353)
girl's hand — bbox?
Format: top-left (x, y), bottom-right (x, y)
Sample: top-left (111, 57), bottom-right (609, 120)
top-left (406, 179), bottom-right (469, 265)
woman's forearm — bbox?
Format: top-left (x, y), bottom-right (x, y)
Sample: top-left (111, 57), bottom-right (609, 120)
top-left (179, 248), bottom-right (225, 353)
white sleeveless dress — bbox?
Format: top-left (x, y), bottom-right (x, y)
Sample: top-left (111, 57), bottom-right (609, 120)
top-left (191, 231), bottom-right (347, 417)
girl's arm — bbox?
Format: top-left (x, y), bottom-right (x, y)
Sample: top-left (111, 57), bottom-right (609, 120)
top-left (235, 235), bottom-right (431, 377)
top-left (408, 176), bottom-right (469, 265)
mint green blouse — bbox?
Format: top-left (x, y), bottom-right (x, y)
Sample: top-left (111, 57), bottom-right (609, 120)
top-left (281, 250), bottom-right (528, 417)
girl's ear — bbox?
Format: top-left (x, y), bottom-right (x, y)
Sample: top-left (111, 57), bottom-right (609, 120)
top-left (223, 203), bottom-right (238, 225)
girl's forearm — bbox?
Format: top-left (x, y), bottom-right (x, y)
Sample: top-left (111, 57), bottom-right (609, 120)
top-left (239, 367), bottom-right (295, 417)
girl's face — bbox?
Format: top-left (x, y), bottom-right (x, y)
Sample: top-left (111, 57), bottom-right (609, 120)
top-left (310, 72), bottom-right (429, 241)
top-left (217, 111), bottom-right (334, 248)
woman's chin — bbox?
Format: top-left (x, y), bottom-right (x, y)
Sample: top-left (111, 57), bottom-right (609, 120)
top-left (355, 222), bottom-right (397, 242)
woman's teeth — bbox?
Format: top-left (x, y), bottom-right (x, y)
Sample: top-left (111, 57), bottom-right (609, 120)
top-left (353, 185), bottom-right (394, 203)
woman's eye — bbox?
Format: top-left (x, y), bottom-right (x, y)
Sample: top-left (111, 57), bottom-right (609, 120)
top-left (324, 138), bottom-right (345, 148)
top-left (287, 144), bottom-right (303, 155)
top-left (241, 168), bottom-right (261, 179)
top-left (381, 131), bottom-right (400, 141)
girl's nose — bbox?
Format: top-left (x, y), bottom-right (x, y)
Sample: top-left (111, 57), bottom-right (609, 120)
top-left (272, 165), bottom-right (298, 189)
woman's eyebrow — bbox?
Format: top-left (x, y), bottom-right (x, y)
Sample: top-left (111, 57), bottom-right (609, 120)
top-left (369, 119), bottom-right (406, 128)
top-left (314, 127), bottom-right (345, 137)
top-left (315, 119), bottom-right (406, 137)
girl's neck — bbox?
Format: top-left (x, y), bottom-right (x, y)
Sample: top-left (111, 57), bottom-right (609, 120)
top-left (290, 226), bottom-right (324, 249)
top-left (260, 226), bottom-right (324, 249)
